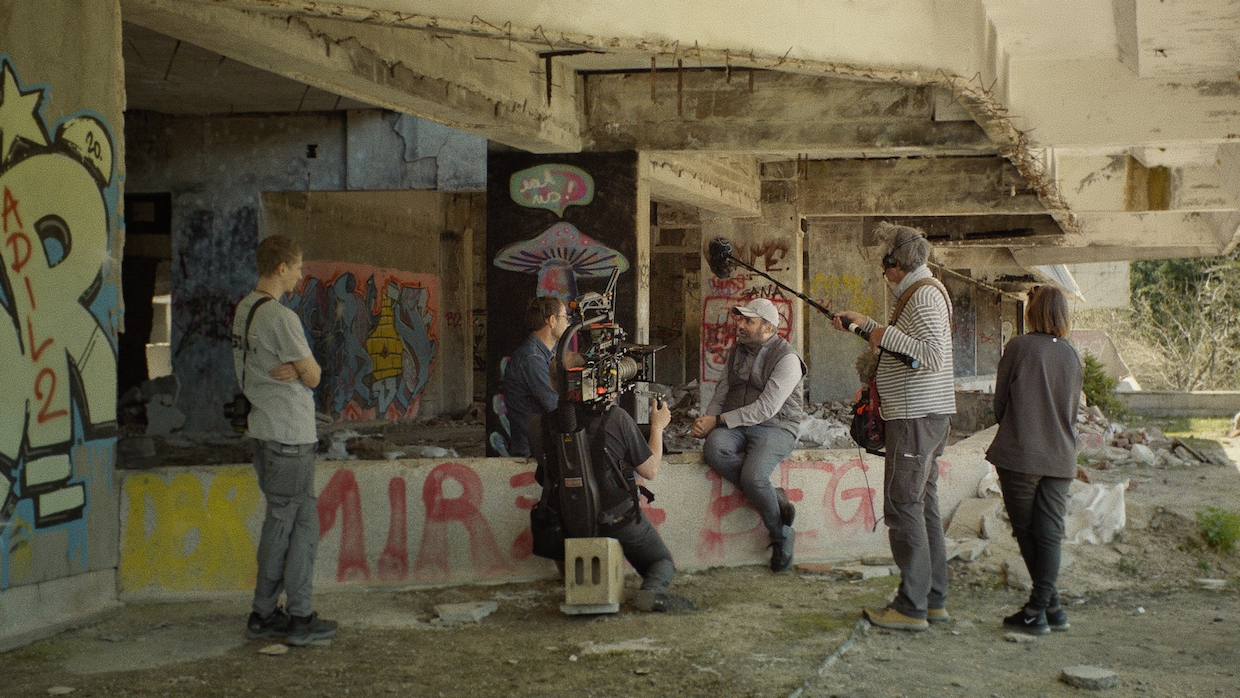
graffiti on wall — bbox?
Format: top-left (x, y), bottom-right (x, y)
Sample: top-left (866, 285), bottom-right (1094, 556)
top-left (0, 57), bottom-right (119, 589)
top-left (808, 272), bottom-right (877, 321)
top-left (286, 261), bottom-right (438, 422)
top-left (120, 467), bottom-right (260, 591)
top-left (509, 164), bottom-right (594, 217)
top-left (118, 453), bottom-right (954, 592)
top-left (700, 273), bottom-right (793, 389)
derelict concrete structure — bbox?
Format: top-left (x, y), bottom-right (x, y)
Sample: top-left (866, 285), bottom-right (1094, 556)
top-left (2, 0), bottom-right (1238, 648)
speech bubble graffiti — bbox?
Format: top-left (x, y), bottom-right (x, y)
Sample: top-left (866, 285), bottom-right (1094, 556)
top-left (509, 164), bottom-right (594, 216)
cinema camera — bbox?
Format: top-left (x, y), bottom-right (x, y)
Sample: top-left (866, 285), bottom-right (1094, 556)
top-left (554, 269), bottom-right (666, 425)
top-left (544, 269), bottom-right (666, 542)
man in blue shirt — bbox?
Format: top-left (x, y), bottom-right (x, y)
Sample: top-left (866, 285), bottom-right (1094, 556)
top-left (503, 297), bottom-right (570, 456)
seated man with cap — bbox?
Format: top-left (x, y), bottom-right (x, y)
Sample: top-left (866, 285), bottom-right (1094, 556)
top-left (690, 298), bottom-right (806, 572)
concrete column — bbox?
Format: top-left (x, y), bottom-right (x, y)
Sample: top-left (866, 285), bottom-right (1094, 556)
top-left (804, 219), bottom-right (886, 404)
top-left (0, 0), bottom-right (125, 649)
top-left (698, 201), bottom-right (803, 407)
top-left (635, 174), bottom-right (652, 344)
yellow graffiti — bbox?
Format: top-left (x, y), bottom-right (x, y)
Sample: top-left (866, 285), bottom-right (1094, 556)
top-left (810, 273), bottom-right (877, 319)
top-left (120, 467), bottom-right (261, 591)
top-left (7, 513), bottom-right (32, 582)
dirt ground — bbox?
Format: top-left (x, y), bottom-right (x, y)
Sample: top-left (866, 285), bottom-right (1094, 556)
top-left (8, 426), bottom-right (1240, 698)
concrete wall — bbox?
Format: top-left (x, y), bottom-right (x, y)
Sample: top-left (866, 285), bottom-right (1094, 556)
top-left (0, 0), bottom-right (125, 649)
top-left (804, 219), bottom-right (886, 403)
top-left (1116, 390), bottom-right (1240, 418)
top-left (116, 431), bottom-right (992, 598)
top-left (699, 203), bottom-right (803, 408)
top-left (264, 190), bottom-right (483, 420)
top-left (124, 110), bottom-right (485, 430)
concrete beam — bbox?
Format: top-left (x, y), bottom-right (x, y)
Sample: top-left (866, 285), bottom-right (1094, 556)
top-left (782, 156), bottom-right (1045, 216)
top-left (855, 214), bottom-right (1065, 246)
top-left (584, 70), bottom-right (994, 156)
top-left (1012, 245), bottom-right (1222, 266)
top-left (645, 152), bottom-right (761, 218)
top-left (122, 0), bottom-right (581, 152)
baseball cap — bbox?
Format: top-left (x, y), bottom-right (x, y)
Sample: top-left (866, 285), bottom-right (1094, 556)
top-left (731, 298), bottom-right (781, 327)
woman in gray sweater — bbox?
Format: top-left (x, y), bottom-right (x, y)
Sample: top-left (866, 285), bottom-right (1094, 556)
top-left (986, 285), bottom-right (1083, 635)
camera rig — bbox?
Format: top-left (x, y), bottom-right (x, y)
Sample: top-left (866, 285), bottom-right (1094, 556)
top-left (545, 269), bottom-right (665, 539)
top-left (554, 269), bottom-right (664, 419)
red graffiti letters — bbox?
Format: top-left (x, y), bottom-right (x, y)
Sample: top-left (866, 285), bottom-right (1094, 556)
top-left (377, 476), bottom-right (408, 581)
top-left (317, 469), bottom-right (371, 582)
top-left (3, 186), bottom-right (23, 235)
top-left (414, 463), bottom-right (514, 582)
top-left (509, 470), bottom-right (538, 560)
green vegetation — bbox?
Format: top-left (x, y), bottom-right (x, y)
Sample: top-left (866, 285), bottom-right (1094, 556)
top-left (1160, 416), bottom-right (1231, 439)
top-left (1081, 352), bottom-right (1126, 417)
top-left (1128, 251), bottom-right (1240, 390)
top-left (1196, 507), bottom-right (1240, 553)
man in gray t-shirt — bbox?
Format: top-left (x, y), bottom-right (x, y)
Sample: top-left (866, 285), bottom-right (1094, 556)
top-left (231, 235), bottom-right (336, 646)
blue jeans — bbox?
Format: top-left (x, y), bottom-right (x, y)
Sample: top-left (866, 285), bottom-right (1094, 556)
top-left (252, 440), bottom-right (319, 618)
top-left (704, 425), bottom-right (797, 543)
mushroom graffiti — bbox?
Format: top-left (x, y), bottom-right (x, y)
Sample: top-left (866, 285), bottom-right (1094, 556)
top-left (492, 222), bottom-right (630, 301)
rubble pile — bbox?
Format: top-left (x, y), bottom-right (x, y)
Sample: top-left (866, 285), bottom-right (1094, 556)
top-left (661, 380), bottom-right (854, 453)
top-left (1076, 405), bottom-right (1224, 470)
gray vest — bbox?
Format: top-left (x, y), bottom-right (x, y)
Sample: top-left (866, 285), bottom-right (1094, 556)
top-left (721, 334), bottom-right (807, 436)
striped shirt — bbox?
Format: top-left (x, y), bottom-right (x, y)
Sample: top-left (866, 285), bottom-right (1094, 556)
top-left (860, 266), bottom-right (957, 420)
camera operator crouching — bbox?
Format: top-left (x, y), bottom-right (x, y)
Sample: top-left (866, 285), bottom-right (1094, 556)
top-left (529, 353), bottom-right (695, 612)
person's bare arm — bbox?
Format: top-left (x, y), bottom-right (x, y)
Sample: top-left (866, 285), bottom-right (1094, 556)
top-left (292, 355), bottom-right (321, 388)
top-left (636, 399), bottom-right (671, 480)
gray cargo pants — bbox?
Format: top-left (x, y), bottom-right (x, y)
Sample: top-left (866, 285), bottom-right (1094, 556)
top-left (883, 416), bottom-right (951, 620)
top-left (704, 425), bottom-right (798, 544)
top-left (252, 440), bottom-right (319, 618)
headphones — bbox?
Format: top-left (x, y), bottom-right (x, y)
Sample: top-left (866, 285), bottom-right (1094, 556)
top-left (881, 235), bottom-right (922, 270)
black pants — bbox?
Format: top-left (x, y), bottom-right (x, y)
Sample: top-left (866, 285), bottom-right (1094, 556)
top-left (996, 468), bottom-right (1072, 611)
top-left (604, 513), bottom-right (675, 592)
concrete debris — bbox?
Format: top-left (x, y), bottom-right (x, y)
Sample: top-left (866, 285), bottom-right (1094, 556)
top-left (1078, 416), bottom-right (1224, 469)
top-left (1195, 578), bottom-right (1226, 590)
top-left (577, 638), bottom-right (668, 655)
top-left (1004, 557), bottom-right (1033, 591)
top-left (837, 564), bottom-right (893, 580)
top-left (146, 394), bottom-right (186, 436)
top-left (46, 688), bottom-right (76, 695)
top-left (976, 469), bottom-right (1001, 498)
top-left (1129, 443), bottom-right (1157, 466)
top-left (1060, 665), bottom-right (1120, 690)
top-left (1004, 632), bottom-right (1038, 643)
top-left (945, 538), bottom-right (989, 562)
top-left (257, 644), bottom-right (288, 655)
top-left (434, 601), bottom-right (498, 624)
top-left (945, 498), bottom-right (1005, 539)
top-left (797, 416), bottom-right (851, 449)
top-left (321, 430), bottom-right (360, 461)
top-left (411, 445), bottom-right (457, 458)
top-left (1065, 479), bottom-right (1128, 545)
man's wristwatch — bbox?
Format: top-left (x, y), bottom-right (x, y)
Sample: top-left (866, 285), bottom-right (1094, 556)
top-left (715, 414), bottom-right (723, 429)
